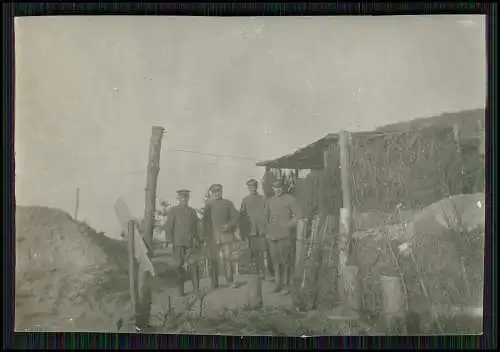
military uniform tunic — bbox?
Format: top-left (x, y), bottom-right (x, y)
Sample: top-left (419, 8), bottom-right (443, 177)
top-left (163, 204), bottom-right (200, 294)
top-left (202, 198), bottom-right (239, 286)
top-left (164, 205), bottom-right (200, 248)
top-left (203, 198), bottom-right (239, 244)
top-left (265, 193), bottom-right (302, 265)
top-left (266, 193), bottom-right (302, 240)
top-left (240, 193), bottom-right (268, 238)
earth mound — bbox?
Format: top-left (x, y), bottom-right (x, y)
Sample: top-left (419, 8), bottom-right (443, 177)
top-left (15, 206), bottom-right (130, 331)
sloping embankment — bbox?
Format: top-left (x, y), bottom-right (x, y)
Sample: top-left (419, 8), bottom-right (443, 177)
top-left (15, 206), bottom-right (130, 331)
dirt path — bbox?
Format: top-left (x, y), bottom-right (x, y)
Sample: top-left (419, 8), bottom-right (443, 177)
top-left (148, 274), bottom-right (291, 321)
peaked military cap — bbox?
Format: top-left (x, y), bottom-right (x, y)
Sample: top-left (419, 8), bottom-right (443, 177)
top-left (176, 189), bottom-right (191, 197)
top-left (246, 179), bottom-right (258, 186)
top-left (209, 184), bottom-right (223, 192)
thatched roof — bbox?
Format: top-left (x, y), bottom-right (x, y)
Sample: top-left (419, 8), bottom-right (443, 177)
top-left (256, 109), bottom-right (484, 170)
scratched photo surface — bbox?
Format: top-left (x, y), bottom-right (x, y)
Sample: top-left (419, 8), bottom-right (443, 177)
top-left (14, 16), bottom-right (486, 335)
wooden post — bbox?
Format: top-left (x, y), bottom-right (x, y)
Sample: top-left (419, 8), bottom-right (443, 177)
top-left (452, 124), bottom-right (461, 153)
top-left (74, 188), bottom-right (80, 220)
top-left (294, 218), bottom-right (308, 276)
top-left (246, 274), bottom-right (263, 310)
top-left (339, 131), bottom-right (353, 233)
top-left (127, 221), bottom-right (138, 319)
top-left (380, 275), bottom-right (406, 334)
top-left (143, 126), bottom-right (165, 255)
top-left (338, 130), bottom-right (355, 307)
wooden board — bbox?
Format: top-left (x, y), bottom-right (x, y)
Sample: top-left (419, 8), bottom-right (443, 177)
top-left (115, 197), bottom-right (156, 276)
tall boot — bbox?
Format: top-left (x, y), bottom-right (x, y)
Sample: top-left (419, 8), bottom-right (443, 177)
top-left (225, 260), bottom-right (235, 287)
top-left (257, 252), bottom-right (266, 279)
top-left (210, 259), bottom-right (219, 290)
top-left (177, 266), bottom-right (185, 296)
top-left (191, 265), bottom-right (200, 294)
top-left (283, 263), bottom-right (294, 295)
top-left (272, 264), bottom-right (284, 293)
top-left (266, 248), bottom-right (275, 277)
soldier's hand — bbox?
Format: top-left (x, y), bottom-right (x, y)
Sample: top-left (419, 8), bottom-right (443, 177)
top-left (221, 224), bottom-right (230, 232)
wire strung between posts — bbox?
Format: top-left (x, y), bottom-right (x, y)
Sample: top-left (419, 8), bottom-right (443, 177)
top-left (170, 148), bottom-right (262, 161)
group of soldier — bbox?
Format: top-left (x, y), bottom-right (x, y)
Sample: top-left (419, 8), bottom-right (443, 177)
top-left (163, 178), bottom-right (302, 297)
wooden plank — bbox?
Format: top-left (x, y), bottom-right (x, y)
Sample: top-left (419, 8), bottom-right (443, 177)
top-left (115, 197), bottom-right (138, 230)
top-left (115, 197), bottom-right (156, 276)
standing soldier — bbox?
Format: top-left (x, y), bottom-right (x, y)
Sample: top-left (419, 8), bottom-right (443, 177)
top-left (163, 189), bottom-right (201, 296)
top-left (266, 180), bottom-right (302, 294)
top-left (239, 179), bottom-right (269, 279)
top-left (202, 184), bottom-right (239, 289)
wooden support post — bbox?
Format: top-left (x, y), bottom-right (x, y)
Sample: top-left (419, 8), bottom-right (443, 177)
top-left (294, 218), bottom-right (308, 276)
top-left (478, 119), bottom-right (485, 157)
top-left (339, 130), bottom-right (353, 233)
top-left (127, 221), bottom-right (138, 319)
top-left (380, 275), bottom-right (407, 334)
top-left (452, 124), bottom-right (462, 154)
top-left (338, 130), bottom-right (356, 308)
top-left (246, 274), bottom-right (263, 310)
top-left (74, 188), bottom-right (80, 220)
top-left (143, 126), bottom-right (165, 255)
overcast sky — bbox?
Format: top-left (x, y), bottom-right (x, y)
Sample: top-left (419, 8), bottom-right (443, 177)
top-left (14, 15), bottom-right (486, 238)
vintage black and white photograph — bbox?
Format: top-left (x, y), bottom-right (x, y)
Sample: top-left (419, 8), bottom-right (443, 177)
top-left (14, 15), bottom-right (486, 335)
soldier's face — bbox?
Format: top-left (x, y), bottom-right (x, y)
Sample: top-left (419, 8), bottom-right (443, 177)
top-left (212, 190), bottom-right (222, 200)
top-left (273, 187), bottom-right (284, 196)
top-left (178, 196), bottom-right (189, 206)
top-left (247, 185), bottom-right (257, 194)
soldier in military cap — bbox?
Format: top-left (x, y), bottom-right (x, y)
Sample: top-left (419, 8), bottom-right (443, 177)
top-left (163, 189), bottom-right (201, 296)
top-left (265, 180), bottom-right (302, 294)
top-left (239, 178), bottom-right (272, 279)
top-left (202, 183), bottom-right (240, 289)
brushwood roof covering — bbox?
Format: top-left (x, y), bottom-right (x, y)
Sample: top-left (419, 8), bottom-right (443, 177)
top-left (256, 131), bottom-right (385, 169)
top-left (256, 109), bottom-right (484, 170)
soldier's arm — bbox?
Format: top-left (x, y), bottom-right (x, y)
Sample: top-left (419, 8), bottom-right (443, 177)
top-left (238, 199), bottom-right (250, 239)
top-left (192, 209), bottom-right (201, 243)
top-left (287, 196), bottom-right (303, 228)
top-left (227, 201), bottom-right (240, 230)
top-left (264, 199), bottom-right (270, 223)
top-left (201, 204), bottom-right (212, 239)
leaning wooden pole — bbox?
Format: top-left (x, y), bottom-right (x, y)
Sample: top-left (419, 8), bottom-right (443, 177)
top-left (143, 126), bottom-right (165, 255)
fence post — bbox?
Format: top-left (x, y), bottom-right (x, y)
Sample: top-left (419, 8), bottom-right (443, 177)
top-left (127, 221), bottom-right (138, 320)
top-left (338, 130), bottom-right (359, 310)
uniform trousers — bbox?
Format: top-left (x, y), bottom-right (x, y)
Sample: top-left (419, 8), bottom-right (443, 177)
top-left (174, 246), bottom-right (200, 295)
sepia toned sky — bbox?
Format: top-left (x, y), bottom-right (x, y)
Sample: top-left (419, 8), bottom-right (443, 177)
top-left (14, 15), bottom-right (486, 238)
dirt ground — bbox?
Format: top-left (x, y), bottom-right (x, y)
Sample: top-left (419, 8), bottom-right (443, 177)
top-left (16, 205), bottom-right (365, 335)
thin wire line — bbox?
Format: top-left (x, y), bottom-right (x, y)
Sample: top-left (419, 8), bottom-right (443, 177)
top-left (169, 148), bottom-right (262, 161)
top-left (15, 148), bottom-right (264, 181)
